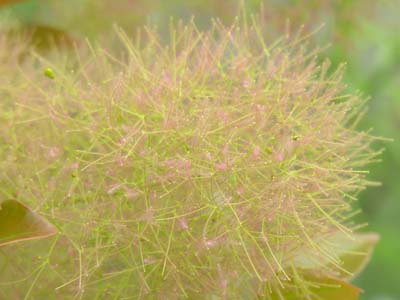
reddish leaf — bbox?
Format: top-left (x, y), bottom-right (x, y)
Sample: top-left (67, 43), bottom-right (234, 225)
top-left (0, 200), bottom-right (57, 246)
top-left (1, 24), bottom-right (79, 55)
top-left (0, 0), bottom-right (25, 7)
top-left (22, 25), bottom-right (78, 51)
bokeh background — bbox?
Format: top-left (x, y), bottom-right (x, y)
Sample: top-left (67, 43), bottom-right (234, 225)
top-left (0, 1), bottom-right (398, 299)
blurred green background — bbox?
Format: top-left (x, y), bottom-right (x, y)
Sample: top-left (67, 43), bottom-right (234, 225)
top-left (0, 0), bottom-right (399, 299)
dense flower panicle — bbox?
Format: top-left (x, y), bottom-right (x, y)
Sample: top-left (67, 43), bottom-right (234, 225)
top-left (0, 19), bottom-right (379, 299)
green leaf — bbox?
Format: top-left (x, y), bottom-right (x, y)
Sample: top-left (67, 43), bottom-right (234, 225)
top-left (0, 200), bottom-right (57, 247)
top-left (335, 233), bottom-right (379, 280)
top-left (260, 272), bottom-right (361, 300)
top-left (293, 232), bottom-right (379, 280)
top-left (303, 273), bottom-right (361, 300)
top-left (233, 231), bottom-right (377, 299)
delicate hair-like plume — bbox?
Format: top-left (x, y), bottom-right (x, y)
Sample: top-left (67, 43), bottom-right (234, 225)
top-left (0, 16), bottom-right (380, 300)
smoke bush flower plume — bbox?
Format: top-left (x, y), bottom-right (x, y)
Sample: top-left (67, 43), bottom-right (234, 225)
top-left (0, 15), bottom-right (380, 300)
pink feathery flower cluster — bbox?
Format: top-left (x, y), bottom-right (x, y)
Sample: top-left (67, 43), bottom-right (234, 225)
top-left (0, 18), bottom-right (379, 300)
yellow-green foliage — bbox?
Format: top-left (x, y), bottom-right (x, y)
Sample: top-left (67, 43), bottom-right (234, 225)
top-left (0, 18), bottom-right (379, 299)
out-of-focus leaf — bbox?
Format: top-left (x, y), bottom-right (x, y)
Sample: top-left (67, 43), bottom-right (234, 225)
top-left (336, 233), bottom-right (379, 280)
top-left (0, 0), bottom-right (24, 8)
top-left (233, 270), bottom-right (362, 300)
top-left (304, 273), bottom-right (361, 300)
top-left (262, 272), bottom-right (361, 300)
top-left (0, 199), bottom-right (57, 247)
top-left (23, 24), bottom-right (77, 50)
top-left (0, 24), bottom-right (80, 59)
top-left (234, 231), bottom-right (377, 299)
top-left (293, 232), bottom-right (379, 280)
